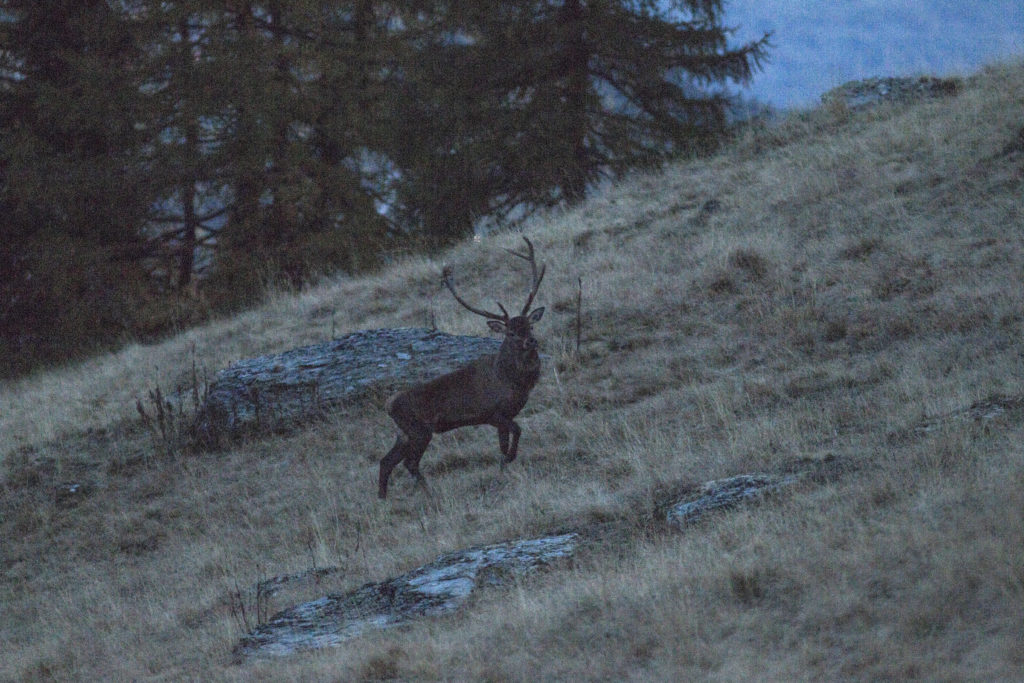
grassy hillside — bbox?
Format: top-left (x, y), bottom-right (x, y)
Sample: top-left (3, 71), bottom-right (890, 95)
top-left (3, 59), bottom-right (1024, 680)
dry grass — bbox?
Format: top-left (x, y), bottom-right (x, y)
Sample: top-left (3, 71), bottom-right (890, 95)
top-left (3, 58), bottom-right (1024, 680)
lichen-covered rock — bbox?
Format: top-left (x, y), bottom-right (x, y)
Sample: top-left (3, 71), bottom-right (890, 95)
top-left (234, 533), bottom-right (579, 658)
top-left (230, 460), bottom-right (845, 660)
top-left (195, 328), bottom-right (502, 446)
top-left (665, 473), bottom-right (799, 528)
top-left (912, 394), bottom-right (1024, 435)
top-left (822, 75), bottom-right (960, 111)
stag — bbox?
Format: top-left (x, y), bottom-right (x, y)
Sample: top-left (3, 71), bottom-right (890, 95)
top-left (378, 237), bottom-right (546, 498)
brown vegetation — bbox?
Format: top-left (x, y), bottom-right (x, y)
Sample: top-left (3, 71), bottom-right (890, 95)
top-left (2, 59), bottom-right (1024, 680)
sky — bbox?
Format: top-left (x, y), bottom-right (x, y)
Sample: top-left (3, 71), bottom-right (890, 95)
top-left (723, 1), bottom-right (1024, 109)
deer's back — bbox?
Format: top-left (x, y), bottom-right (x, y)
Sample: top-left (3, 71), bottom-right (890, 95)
top-left (389, 353), bottom-right (536, 431)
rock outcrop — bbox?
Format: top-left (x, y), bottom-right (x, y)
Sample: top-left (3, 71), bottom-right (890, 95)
top-left (234, 533), bottom-right (579, 659)
top-left (195, 328), bottom-right (502, 446)
top-left (912, 394), bottom-right (1024, 435)
top-left (822, 75), bottom-right (960, 111)
top-left (664, 473), bottom-right (799, 528)
top-left (233, 466), bottom-right (829, 659)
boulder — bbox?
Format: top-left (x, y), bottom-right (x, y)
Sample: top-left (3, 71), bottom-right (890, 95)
top-left (232, 466), bottom-right (830, 659)
top-left (664, 473), bottom-right (799, 528)
top-left (821, 75), bottom-right (960, 111)
top-left (195, 328), bottom-right (502, 446)
top-left (233, 533), bottom-right (579, 658)
top-left (912, 394), bottom-right (1024, 435)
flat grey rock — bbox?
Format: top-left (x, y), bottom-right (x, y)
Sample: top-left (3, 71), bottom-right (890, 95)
top-left (821, 75), bottom-right (960, 110)
top-left (665, 473), bottom-right (799, 528)
top-left (195, 328), bottom-right (502, 445)
top-left (234, 533), bottom-right (579, 658)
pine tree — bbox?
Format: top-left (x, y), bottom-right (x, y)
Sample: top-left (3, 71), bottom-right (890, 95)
top-left (137, 1), bottom-right (393, 298)
top-left (390, 0), bottom-right (769, 241)
top-left (133, 2), bottom-right (228, 292)
top-left (0, 0), bottom-right (151, 373)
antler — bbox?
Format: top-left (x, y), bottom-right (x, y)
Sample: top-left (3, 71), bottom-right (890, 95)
top-left (504, 236), bottom-right (546, 316)
top-left (442, 236), bottom-right (545, 321)
top-left (442, 266), bottom-right (507, 321)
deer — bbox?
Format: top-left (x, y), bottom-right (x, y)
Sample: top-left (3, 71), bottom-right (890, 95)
top-left (378, 236), bottom-right (546, 499)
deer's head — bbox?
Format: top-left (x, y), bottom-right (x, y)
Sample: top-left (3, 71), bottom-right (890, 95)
top-left (443, 236), bottom-right (546, 372)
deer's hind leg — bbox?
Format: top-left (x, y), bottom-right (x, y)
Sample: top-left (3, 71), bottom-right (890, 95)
top-left (378, 436), bottom-right (407, 499)
top-left (400, 423), bottom-right (432, 487)
top-left (378, 394), bottom-right (433, 499)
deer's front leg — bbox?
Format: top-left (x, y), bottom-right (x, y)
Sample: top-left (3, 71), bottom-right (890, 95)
top-left (490, 415), bottom-right (521, 469)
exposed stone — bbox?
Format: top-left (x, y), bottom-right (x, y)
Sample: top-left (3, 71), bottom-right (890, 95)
top-left (822, 75), bottom-right (961, 111)
top-left (912, 394), bottom-right (1024, 435)
top-left (54, 481), bottom-right (92, 509)
top-left (195, 328), bottom-right (502, 446)
top-left (230, 456), bottom-right (847, 660)
top-left (234, 533), bottom-right (579, 659)
top-left (665, 473), bottom-right (799, 528)
top-left (257, 566), bottom-right (346, 599)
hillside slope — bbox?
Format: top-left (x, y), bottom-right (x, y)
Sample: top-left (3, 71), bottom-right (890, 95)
top-left (2, 59), bottom-right (1024, 680)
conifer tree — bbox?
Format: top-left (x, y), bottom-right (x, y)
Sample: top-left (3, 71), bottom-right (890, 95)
top-left (390, 0), bottom-right (769, 241)
top-left (137, 1), bottom-right (393, 297)
top-left (0, 0), bottom-right (151, 372)
top-left (133, 2), bottom-right (231, 292)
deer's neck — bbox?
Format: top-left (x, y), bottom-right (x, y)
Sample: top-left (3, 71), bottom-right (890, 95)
top-left (494, 340), bottom-right (540, 389)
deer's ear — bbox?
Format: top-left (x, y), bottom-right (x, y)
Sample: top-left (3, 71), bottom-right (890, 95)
top-left (487, 320), bottom-right (507, 334)
top-left (527, 307), bottom-right (544, 323)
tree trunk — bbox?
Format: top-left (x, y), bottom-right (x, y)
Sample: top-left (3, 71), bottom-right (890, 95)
top-left (562, 0), bottom-right (590, 203)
